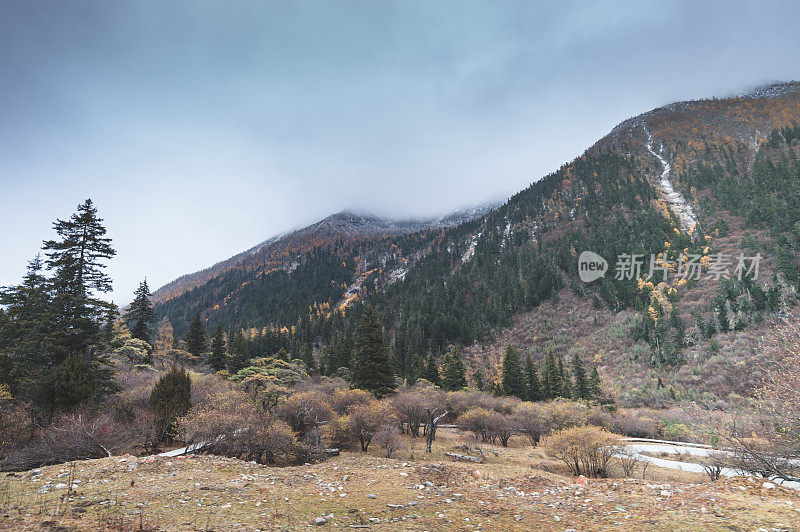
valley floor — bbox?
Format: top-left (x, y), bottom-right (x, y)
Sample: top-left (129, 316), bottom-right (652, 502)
top-left (2, 430), bottom-right (799, 531)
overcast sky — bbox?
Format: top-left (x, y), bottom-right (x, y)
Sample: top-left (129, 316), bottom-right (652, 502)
top-left (2, 1), bottom-right (799, 304)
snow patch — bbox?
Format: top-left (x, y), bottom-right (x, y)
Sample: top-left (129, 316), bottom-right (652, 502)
top-left (645, 132), bottom-right (698, 232)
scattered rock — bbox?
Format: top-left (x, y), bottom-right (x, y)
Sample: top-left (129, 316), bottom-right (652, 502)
top-left (314, 516), bottom-right (327, 525)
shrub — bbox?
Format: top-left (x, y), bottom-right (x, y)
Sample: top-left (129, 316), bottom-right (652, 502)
top-left (543, 426), bottom-right (621, 478)
top-left (0, 386), bottom-right (31, 459)
top-left (114, 337), bottom-right (153, 365)
top-left (513, 402), bottom-right (547, 446)
top-left (3, 410), bottom-right (126, 470)
top-left (179, 389), bottom-right (307, 465)
top-left (277, 391), bottom-right (333, 447)
top-left (149, 365), bottom-right (192, 443)
top-left (374, 425), bottom-right (405, 458)
top-left (391, 390), bottom-right (427, 437)
top-left (347, 401), bottom-right (396, 452)
top-left (330, 388), bottom-right (373, 415)
top-left (232, 357), bottom-right (308, 387)
top-left (458, 408), bottom-right (516, 446)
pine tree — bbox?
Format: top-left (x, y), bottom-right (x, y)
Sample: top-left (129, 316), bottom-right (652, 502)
top-left (276, 347), bottom-right (289, 361)
top-left (327, 330), bottom-right (352, 372)
top-left (227, 329), bottom-right (250, 374)
top-left (524, 353), bottom-right (542, 401)
top-left (423, 351), bottom-right (440, 385)
top-left (42, 199), bottom-right (116, 361)
top-left (0, 256), bottom-right (54, 373)
top-left (208, 325), bottom-right (227, 371)
top-left (540, 352), bottom-right (559, 399)
top-left (300, 342), bottom-right (317, 374)
top-left (557, 357), bottom-right (573, 398)
top-left (571, 353), bottom-right (590, 400)
top-left (51, 353), bottom-right (95, 410)
top-left (589, 365), bottom-right (602, 399)
top-left (350, 306), bottom-right (395, 398)
top-left (126, 279), bottom-right (156, 343)
top-left (501, 345), bottom-right (526, 399)
top-left (150, 365), bottom-right (192, 443)
top-left (184, 312), bottom-right (208, 356)
top-left (441, 347), bottom-right (467, 391)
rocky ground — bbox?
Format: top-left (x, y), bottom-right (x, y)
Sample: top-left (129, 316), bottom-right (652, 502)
top-left (1, 430), bottom-right (799, 531)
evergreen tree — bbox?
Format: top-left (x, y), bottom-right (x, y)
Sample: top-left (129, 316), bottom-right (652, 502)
top-left (183, 311), bottom-right (208, 356)
top-left (227, 329), bottom-right (250, 374)
top-left (42, 199), bottom-right (116, 361)
top-left (0, 256), bottom-right (54, 375)
top-left (208, 325), bottom-right (227, 371)
top-left (571, 353), bottom-right (590, 400)
top-left (423, 351), bottom-right (440, 385)
top-left (150, 365), bottom-right (192, 443)
top-left (350, 306), bottom-right (395, 397)
top-left (51, 353), bottom-right (95, 410)
top-left (557, 357), bottom-right (573, 398)
top-left (524, 353), bottom-right (542, 401)
top-left (327, 330), bottom-right (352, 372)
top-left (405, 350), bottom-right (422, 385)
top-left (300, 342), bottom-right (317, 374)
top-left (501, 345), bottom-right (526, 399)
top-left (126, 279), bottom-right (156, 343)
top-left (441, 347), bottom-right (467, 391)
top-left (589, 365), bottom-right (602, 399)
top-left (540, 352), bottom-right (559, 399)
top-left (276, 347), bottom-right (289, 361)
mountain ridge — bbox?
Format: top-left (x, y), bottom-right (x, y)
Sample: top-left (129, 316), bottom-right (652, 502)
top-left (152, 201), bottom-right (500, 305)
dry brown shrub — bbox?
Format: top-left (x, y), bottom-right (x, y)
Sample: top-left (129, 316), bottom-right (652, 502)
top-left (543, 426), bottom-right (621, 478)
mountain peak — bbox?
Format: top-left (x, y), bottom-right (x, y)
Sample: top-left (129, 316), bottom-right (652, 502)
top-left (732, 80), bottom-right (800, 100)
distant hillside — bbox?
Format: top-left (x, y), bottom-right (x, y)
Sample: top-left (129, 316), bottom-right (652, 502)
top-left (153, 203), bottom-right (499, 336)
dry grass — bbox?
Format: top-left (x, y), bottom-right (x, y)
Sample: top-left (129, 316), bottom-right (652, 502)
top-left (1, 428), bottom-right (799, 531)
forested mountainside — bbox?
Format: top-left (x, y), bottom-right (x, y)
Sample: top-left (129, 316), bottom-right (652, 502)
top-left (154, 204), bottom-right (499, 337)
top-left (155, 82), bottom-right (800, 404)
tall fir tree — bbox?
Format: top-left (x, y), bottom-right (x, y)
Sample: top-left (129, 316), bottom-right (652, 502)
top-left (440, 347), bottom-right (467, 391)
top-left (42, 199), bottom-right (116, 362)
top-left (126, 279), bottom-right (156, 343)
top-left (183, 311), bottom-right (208, 356)
top-left (350, 306), bottom-right (395, 397)
top-left (327, 330), bottom-right (352, 373)
top-left (540, 352), bottom-right (559, 399)
top-left (524, 353), bottom-right (542, 401)
top-left (501, 345), bottom-right (526, 399)
top-left (557, 357), bottom-right (573, 398)
top-left (571, 353), bottom-right (590, 400)
top-left (423, 351), bottom-right (440, 385)
top-left (0, 256), bottom-right (54, 376)
top-left (226, 329), bottom-right (250, 374)
top-left (208, 325), bottom-right (227, 371)
top-left (589, 365), bottom-right (602, 399)
top-left (300, 342), bottom-right (317, 374)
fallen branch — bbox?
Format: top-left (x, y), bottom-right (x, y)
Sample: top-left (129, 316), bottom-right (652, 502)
top-left (445, 452), bottom-right (484, 463)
